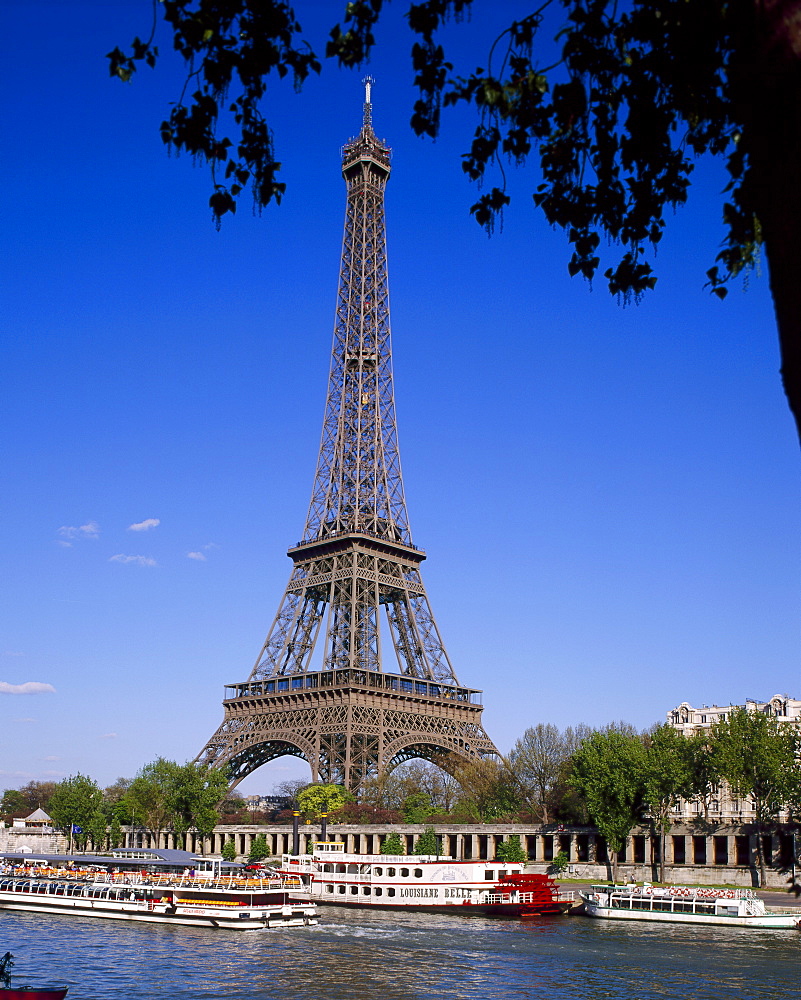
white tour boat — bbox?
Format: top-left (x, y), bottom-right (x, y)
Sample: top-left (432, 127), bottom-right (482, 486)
top-left (579, 883), bottom-right (801, 929)
top-left (0, 869), bottom-right (318, 930)
top-left (279, 842), bottom-right (573, 917)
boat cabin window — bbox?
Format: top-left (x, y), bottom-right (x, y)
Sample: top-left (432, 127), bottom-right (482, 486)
top-left (348, 864), bottom-right (358, 874)
top-left (336, 864), bottom-right (346, 874)
top-left (338, 885), bottom-right (346, 894)
top-left (374, 867), bottom-right (383, 876)
top-left (484, 871), bottom-right (495, 880)
top-left (325, 884), bottom-right (334, 893)
top-left (400, 868), bottom-right (409, 877)
top-left (498, 870), bottom-right (508, 879)
top-left (362, 887), bottom-right (370, 895)
top-left (375, 887), bottom-right (383, 896)
top-left (323, 864), bottom-right (333, 873)
top-left (387, 867), bottom-right (396, 877)
top-left (350, 886), bottom-right (358, 895)
top-left (414, 869), bottom-right (423, 878)
top-left (387, 888), bottom-right (395, 897)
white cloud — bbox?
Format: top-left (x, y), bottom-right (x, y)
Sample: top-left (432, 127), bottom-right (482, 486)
top-left (41, 755), bottom-right (61, 762)
top-left (11, 718), bottom-right (36, 724)
top-left (109, 554), bottom-right (157, 567)
top-left (128, 518), bottom-right (160, 532)
top-left (0, 681), bottom-right (56, 695)
top-left (2, 651), bottom-right (24, 658)
top-left (187, 551), bottom-right (207, 561)
top-left (58, 521), bottom-right (100, 540)
top-left (99, 733), bottom-right (118, 740)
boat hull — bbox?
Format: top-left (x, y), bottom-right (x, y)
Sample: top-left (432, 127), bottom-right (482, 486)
top-left (0, 879), bottom-right (317, 930)
top-left (582, 900), bottom-right (799, 928)
top-left (0, 991), bottom-right (68, 1000)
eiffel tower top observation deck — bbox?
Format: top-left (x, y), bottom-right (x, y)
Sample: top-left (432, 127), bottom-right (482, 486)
top-left (197, 81), bottom-right (498, 790)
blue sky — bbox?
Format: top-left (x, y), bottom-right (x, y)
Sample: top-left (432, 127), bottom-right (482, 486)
top-left (2, 2), bottom-right (799, 796)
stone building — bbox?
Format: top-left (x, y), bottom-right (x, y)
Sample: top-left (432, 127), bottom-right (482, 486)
top-left (666, 693), bottom-right (801, 823)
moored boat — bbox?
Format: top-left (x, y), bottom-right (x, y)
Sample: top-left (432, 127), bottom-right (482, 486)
top-left (0, 873), bottom-right (317, 930)
top-left (579, 883), bottom-right (801, 929)
top-left (278, 842), bottom-right (573, 917)
top-left (0, 951), bottom-right (67, 1000)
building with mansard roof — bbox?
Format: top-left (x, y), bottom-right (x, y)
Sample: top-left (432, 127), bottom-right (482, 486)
top-left (666, 694), bottom-right (800, 823)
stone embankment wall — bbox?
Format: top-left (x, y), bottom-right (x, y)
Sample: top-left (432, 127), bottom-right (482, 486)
top-left (124, 821), bottom-right (800, 890)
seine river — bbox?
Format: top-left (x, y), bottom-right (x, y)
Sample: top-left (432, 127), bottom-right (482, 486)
top-left (2, 906), bottom-right (799, 999)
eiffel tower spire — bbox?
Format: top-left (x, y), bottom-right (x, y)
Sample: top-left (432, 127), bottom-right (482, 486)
top-left (197, 82), bottom-right (498, 790)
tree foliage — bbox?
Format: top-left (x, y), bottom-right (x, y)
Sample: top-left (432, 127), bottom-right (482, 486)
top-left (248, 833), bottom-right (270, 862)
top-left (123, 757), bottom-right (229, 842)
top-left (381, 831), bottom-right (407, 855)
top-left (570, 726), bottom-right (644, 879)
top-left (296, 783), bottom-right (353, 820)
top-left (110, 2), bottom-right (801, 440)
top-left (48, 774), bottom-right (103, 845)
top-left (642, 724), bottom-right (694, 882)
top-left (402, 791), bottom-right (434, 824)
top-left (221, 839), bottom-right (238, 861)
top-left (415, 826), bottom-right (440, 855)
top-left (711, 706), bottom-right (800, 885)
top-left (495, 834), bottom-right (528, 864)
top-left (508, 722), bottom-right (592, 823)
top-left (360, 760), bottom-right (460, 813)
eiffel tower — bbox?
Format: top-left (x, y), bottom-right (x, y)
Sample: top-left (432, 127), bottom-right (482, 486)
top-left (197, 80), bottom-right (498, 792)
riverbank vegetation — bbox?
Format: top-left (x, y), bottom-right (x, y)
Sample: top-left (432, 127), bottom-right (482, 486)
top-left (2, 709), bottom-right (799, 884)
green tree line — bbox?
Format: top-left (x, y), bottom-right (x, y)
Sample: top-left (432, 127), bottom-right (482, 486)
top-left (4, 708), bottom-right (798, 882)
top-left (1, 759), bottom-right (230, 854)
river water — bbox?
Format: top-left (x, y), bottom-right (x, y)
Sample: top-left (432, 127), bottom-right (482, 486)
top-left (2, 906), bottom-right (799, 1000)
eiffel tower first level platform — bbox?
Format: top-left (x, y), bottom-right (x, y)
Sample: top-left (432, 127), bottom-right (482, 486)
top-left (196, 80), bottom-right (498, 792)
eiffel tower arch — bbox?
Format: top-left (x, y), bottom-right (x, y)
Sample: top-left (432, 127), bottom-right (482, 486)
top-left (197, 80), bottom-right (498, 792)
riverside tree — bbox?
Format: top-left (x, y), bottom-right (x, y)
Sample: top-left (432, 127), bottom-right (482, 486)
top-left (123, 758), bottom-right (230, 850)
top-left (508, 722), bottom-right (592, 823)
top-left (381, 832), bottom-right (406, 855)
top-left (415, 826), bottom-right (440, 855)
top-left (711, 707), bottom-right (800, 886)
top-left (495, 835), bottom-right (528, 865)
top-left (296, 783), bottom-right (353, 821)
top-left (570, 726), bottom-right (645, 880)
top-left (642, 724), bottom-right (694, 883)
top-left (111, 2), bottom-right (801, 442)
top-left (48, 774), bottom-right (103, 849)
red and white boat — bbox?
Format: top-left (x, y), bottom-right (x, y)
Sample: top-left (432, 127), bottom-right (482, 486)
top-left (279, 842), bottom-right (573, 917)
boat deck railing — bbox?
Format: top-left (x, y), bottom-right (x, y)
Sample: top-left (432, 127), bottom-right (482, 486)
top-left (484, 889), bottom-right (575, 906)
top-left (0, 867), bottom-right (304, 893)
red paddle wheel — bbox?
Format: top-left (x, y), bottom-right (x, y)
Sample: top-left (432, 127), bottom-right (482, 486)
top-left (493, 873), bottom-right (572, 919)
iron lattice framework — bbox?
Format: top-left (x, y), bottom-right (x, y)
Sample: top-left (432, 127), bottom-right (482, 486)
top-left (197, 81), bottom-right (498, 791)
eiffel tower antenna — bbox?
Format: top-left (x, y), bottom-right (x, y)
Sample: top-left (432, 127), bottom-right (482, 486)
top-left (197, 82), bottom-right (498, 791)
